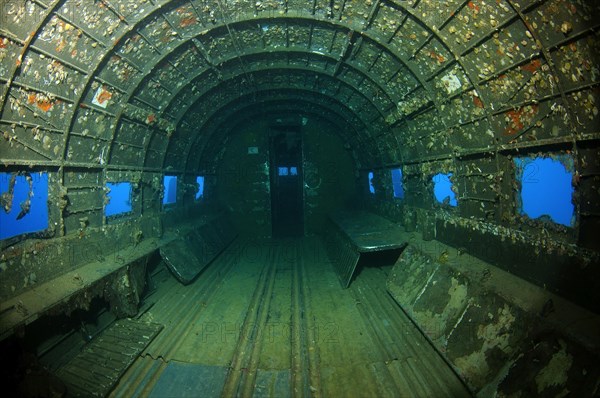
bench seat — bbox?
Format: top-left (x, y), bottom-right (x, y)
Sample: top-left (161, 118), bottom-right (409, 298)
top-left (324, 210), bottom-right (406, 288)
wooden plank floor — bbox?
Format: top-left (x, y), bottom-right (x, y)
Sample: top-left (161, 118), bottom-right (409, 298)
top-left (109, 237), bottom-right (471, 398)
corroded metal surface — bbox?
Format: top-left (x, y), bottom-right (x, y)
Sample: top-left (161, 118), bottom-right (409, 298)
top-left (0, 1), bottom-right (599, 381)
top-left (386, 242), bottom-right (600, 396)
top-left (1, 1), bottom-right (597, 173)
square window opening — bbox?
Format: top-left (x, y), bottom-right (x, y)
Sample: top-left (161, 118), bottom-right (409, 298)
top-left (105, 182), bottom-right (133, 217)
top-left (290, 167), bottom-right (298, 176)
top-left (163, 175), bottom-right (178, 206)
top-left (391, 168), bottom-right (404, 199)
top-left (433, 173), bottom-right (457, 207)
top-left (514, 155), bottom-right (575, 227)
top-left (196, 176), bottom-right (205, 200)
top-left (278, 167), bottom-right (289, 176)
top-left (0, 172), bottom-right (49, 240)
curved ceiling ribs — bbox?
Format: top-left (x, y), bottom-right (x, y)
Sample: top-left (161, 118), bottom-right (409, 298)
top-left (194, 98), bottom-right (367, 170)
top-left (184, 88), bottom-right (376, 171)
top-left (0, 0), bottom-right (598, 175)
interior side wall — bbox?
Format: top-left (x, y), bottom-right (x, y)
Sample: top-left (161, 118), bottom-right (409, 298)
top-left (0, 167), bottom-right (210, 302)
top-left (303, 120), bottom-right (357, 233)
top-left (361, 158), bottom-right (600, 314)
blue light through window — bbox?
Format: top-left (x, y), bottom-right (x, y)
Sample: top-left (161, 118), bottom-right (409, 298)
top-left (368, 172), bottom-right (375, 194)
top-left (391, 168), bottom-right (404, 199)
top-left (433, 173), bottom-right (457, 207)
top-left (290, 167), bottom-right (298, 176)
top-left (515, 156), bottom-right (574, 227)
top-left (278, 167), bottom-right (289, 176)
top-left (0, 172), bottom-right (49, 240)
top-left (105, 182), bottom-right (132, 217)
top-left (163, 175), bottom-right (177, 205)
top-left (196, 176), bottom-right (205, 200)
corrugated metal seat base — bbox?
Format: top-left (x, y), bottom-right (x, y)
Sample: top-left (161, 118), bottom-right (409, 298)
top-left (326, 210), bottom-right (407, 288)
top-left (55, 318), bottom-right (163, 398)
top-left (160, 214), bottom-right (238, 284)
top-left (323, 223), bottom-right (360, 289)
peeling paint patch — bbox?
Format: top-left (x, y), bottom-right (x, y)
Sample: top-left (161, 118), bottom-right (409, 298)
top-left (535, 341), bottom-right (572, 395)
top-left (441, 73), bottom-right (462, 94)
top-left (92, 87), bottom-right (112, 108)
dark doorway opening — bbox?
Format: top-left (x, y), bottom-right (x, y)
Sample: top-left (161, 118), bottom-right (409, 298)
top-left (269, 126), bottom-right (304, 237)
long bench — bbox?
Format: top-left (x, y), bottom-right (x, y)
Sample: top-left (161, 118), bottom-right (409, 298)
top-left (159, 213), bottom-right (237, 284)
top-left (324, 210), bottom-right (407, 288)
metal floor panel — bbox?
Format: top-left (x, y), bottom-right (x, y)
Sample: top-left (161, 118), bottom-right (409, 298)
top-left (110, 237), bottom-right (471, 398)
top-left (148, 362), bottom-right (228, 398)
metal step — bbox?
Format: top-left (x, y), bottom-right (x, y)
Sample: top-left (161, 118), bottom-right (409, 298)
top-left (55, 318), bottom-right (163, 398)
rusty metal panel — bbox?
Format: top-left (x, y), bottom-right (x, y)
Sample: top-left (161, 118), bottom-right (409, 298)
top-left (287, 23), bottom-right (311, 49)
top-left (525, 0), bottom-right (600, 49)
top-left (163, 3), bottom-right (203, 35)
top-left (63, 168), bottom-right (101, 188)
top-left (144, 148), bottom-right (165, 168)
top-left (416, 0), bottom-right (463, 29)
top-left (197, 31), bottom-right (237, 64)
top-left (370, 2), bottom-right (407, 42)
top-left (261, 22), bottom-right (288, 49)
top-left (106, 0), bottom-right (151, 22)
top-left (64, 209), bottom-right (103, 235)
top-left (13, 50), bottom-right (86, 101)
top-left (489, 100), bottom-right (564, 145)
top-left (0, 36), bottom-right (20, 82)
top-left (97, 56), bottom-right (140, 92)
top-left (308, 25), bottom-right (336, 54)
top-left (437, 0), bottom-right (516, 56)
top-left (114, 120), bottom-right (151, 148)
top-left (72, 108), bottom-right (114, 141)
top-left (3, 86), bottom-right (71, 131)
top-left (414, 37), bottom-right (451, 77)
top-left (389, 16), bottom-right (429, 60)
top-left (551, 34), bottom-right (600, 93)
top-left (32, 19), bottom-right (102, 70)
top-left (115, 32), bottom-right (155, 68)
top-left (65, 135), bottom-right (104, 164)
top-left (135, 80), bottom-right (172, 110)
top-left (138, 16), bottom-right (178, 53)
top-left (58, 0), bottom-right (126, 41)
top-left (0, 121), bottom-right (63, 161)
top-left (66, 187), bottom-right (103, 213)
top-left (2, 0), bottom-right (47, 40)
top-left (109, 142), bottom-right (145, 167)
